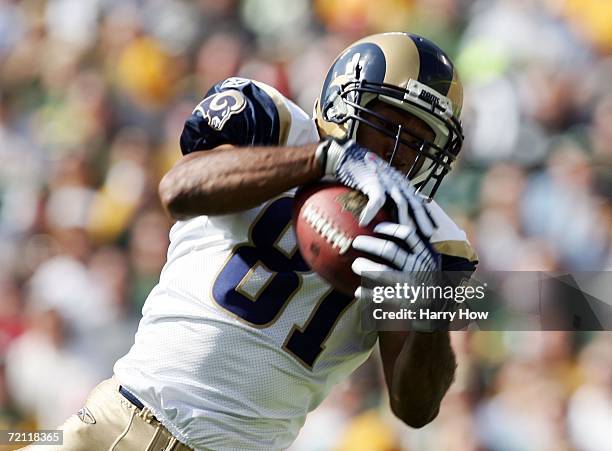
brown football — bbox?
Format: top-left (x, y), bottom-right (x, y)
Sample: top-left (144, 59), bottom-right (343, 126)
top-left (293, 182), bottom-right (393, 296)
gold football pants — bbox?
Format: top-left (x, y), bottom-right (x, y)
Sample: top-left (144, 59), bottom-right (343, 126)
top-left (20, 377), bottom-right (192, 451)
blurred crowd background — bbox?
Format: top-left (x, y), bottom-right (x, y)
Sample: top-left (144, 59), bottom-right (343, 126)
top-left (0, 0), bottom-right (611, 450)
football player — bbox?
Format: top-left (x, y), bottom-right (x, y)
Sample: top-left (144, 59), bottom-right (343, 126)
top-left (24, 32), bottom-right (477, 451)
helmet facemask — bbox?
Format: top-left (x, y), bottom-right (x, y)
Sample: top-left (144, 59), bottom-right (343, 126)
top-left (322, 77), bottom-right (463, 198)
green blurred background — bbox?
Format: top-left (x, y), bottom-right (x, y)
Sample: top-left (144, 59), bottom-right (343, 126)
top-left (0, 0), bottom-right (611, 450)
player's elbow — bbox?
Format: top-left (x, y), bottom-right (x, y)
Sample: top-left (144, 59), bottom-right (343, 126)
top-left (390, 399), bottom-right (439, 429)
top-left (158, 171), bottom-right (200, 221)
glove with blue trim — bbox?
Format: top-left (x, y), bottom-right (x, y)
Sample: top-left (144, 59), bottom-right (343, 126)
top-left (351, 221), bottom-right (459, 333)
top-left (351, 221), bottom-right (441, 283)
top-left (316, 138), bottom-right (435, 233)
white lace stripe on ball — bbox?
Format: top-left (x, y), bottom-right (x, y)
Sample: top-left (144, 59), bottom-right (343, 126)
top-left (302, 203), bottom-right (353, 255)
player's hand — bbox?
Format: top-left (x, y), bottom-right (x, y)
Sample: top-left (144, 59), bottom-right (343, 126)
top-left (351, 221), bottom-right (440, 277)
top-left (350, 222), bottom-right (462, 333)
top-left (316, 138), bottom-right (437, 230)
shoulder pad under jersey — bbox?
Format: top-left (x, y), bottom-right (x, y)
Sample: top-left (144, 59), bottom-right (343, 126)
top-left (427, 199), bottom-right (479, 271)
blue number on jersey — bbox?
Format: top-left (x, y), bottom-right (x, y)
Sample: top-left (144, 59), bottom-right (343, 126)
top-left (212, 196), bottom-right (354, 368)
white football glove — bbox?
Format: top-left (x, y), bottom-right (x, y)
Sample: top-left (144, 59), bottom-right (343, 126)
top-left (351, 221), bottom-right (441, 279)
top-left (316, 138), bottom-right (436, 232)
top-left (351, 222), bottom-right (462, 333)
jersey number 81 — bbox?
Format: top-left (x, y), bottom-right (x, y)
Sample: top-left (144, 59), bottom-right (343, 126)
top-left (212, 196), bottom-right (354, 368)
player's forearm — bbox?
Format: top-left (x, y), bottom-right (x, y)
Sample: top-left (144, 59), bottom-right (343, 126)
top-left (159, 143), bottom-right (322, 219)
top-left (380, 331), bottom-right (456, 428)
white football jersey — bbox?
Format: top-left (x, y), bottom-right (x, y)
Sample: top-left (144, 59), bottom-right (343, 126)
top-left (114, 78), bottom-right (477, 451)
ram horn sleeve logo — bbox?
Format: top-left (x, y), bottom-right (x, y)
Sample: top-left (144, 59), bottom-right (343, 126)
top-left (193, 90), bottom-right (247, 131)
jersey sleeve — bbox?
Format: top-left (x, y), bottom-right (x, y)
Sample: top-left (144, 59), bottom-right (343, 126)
top-left (427, 199), bottom-right (479, 272)
top-left (180, 77), bottom-right (293, 155)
